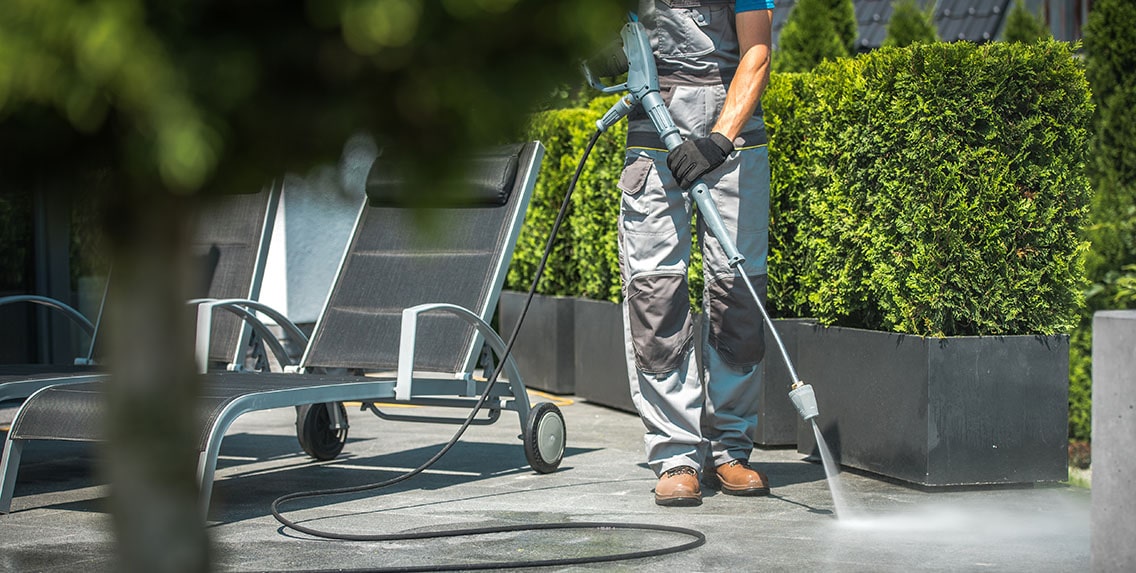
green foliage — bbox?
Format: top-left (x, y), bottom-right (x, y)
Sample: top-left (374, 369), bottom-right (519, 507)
top-left (0, 0), bottom-right (626, 197)
top-left (826, 0), bottom-right (859, 54)
top-left (505, 99), bottom-right (703, 311)
top-left (785, 41), bottom-right (1092, 336)
top-left (513, 42), bottom-right (1091, 341)
top-left (884, 0), bottom-right (939, 48)
top-left (1068, 322), bottom-right (1092, 441)
top-left (774, 0), bottom-right (849, 73)
top-left (1003, 0), bottom-right (1051, 44)
top-left (506, 97), bottom-right (629, 304)
top-left (572, 96), bottom-right (627, 303)
top-left (507, 110), bottom-right (585, 296)
top-left (0, 0), bottom-right (218, 191)
top-left (1114, 265), bottom-right (1136, 306)
top-left (763, 73), bottom-right (812, 315)
top-left (1084, 0), bottom-right (1136, 285)
top-left (0, 193), bottom-right (32, 290)
top-left (1068, 0), bottom-right (1136, 442)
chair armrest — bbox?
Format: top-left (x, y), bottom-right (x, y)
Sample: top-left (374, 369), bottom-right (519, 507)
top-left (397, 303), bottom-right (524, 401)
top-left (0, 295), bottom-right (95, 338)
top-left (192, 298), bottom-right (310, 373)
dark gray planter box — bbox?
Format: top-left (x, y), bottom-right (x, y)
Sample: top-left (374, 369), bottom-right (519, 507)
top-left (497, 291), bottom-right (575, 395)
top-left (796, 324), bottom-right (1069, 486)
top-left (572, 296), bottom-right (810, 447)
top-left (755, 318), bottom-right (814, 448)
top-left (573, 298), bottom-right (634, 412)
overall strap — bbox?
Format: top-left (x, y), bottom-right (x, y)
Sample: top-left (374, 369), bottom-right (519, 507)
top-left (660, 0), bottom-right (734, 7)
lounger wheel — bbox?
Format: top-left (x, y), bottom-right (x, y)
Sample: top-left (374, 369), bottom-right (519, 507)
top-left (296, 402), bottom-right (348, 461)
top-left (523, 402), bottom-right (565, 474)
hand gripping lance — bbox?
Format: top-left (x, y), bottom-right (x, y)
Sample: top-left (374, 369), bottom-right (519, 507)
top-left (582, 14), bottom-right (819, 422)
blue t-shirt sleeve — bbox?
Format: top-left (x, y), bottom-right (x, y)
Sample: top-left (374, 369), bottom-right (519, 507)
top-left (736, 0), bottom-right (775, 12)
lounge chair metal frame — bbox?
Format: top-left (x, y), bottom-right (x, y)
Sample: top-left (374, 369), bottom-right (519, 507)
top-left (1, 142), bottom-right (559, 518)
top-left (0, 294), bottom-right (101, 404)
top-left (0, 295), bottom-right (96, 342)
top-left (0, 185), bottom-right (281, 406)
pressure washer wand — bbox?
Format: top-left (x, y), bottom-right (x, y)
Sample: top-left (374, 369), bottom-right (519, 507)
top-left (586, 16), bottom-right (819, 422)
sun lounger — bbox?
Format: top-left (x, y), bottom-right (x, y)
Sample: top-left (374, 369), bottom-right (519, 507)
top-left (0, 186), bottom-right (280, 408)
top-left (0, 142), bottom-right (560, 518)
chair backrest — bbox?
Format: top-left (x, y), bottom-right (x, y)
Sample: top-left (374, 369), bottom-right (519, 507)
top-left (299, 142), bottom-right (542, 375)
top-left (190, 184), bottom-right (281, 366)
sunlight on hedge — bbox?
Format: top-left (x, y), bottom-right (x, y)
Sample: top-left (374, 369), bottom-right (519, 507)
top-left (512, 41), bottom-right (1092, 338)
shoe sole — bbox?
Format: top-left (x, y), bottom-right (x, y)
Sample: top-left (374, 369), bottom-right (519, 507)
top-left (655, 494), bottom-right (703, 507)
top-left (719, 484), bottom-right (771, 496)
top-left (706, 472), bottom-right (772, 497)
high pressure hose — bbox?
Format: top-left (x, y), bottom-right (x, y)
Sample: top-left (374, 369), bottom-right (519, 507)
top-left (265, 130), bottom-right (706, 572)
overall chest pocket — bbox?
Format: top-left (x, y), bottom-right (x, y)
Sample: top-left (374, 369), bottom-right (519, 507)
top-left (653, 7), bottom-right (717, 61)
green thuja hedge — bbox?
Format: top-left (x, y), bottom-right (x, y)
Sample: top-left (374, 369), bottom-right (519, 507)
top-left (509, 40), bottom-right (1091, 339)
top-left (506, 99), bottom-right (628, 302)
top-left (507, 109), bottom-right (592, 296)
top-left (792, 41), bottom-right (1092, 336)
top-left (507, 95), bottom-right (709, 308)
top-left (1067, 0), bottom-right (1136, 441)
top-left (573, 97), bottom-right (628, 303)
top-left (763, 72), bottom-right (812, 315)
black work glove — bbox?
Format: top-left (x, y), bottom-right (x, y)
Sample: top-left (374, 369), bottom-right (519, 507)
top-left (666, 132), bottom-right (734, 190)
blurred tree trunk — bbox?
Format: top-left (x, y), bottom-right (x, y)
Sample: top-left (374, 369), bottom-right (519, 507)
top-left (102, 191), bottom-right (209, 573)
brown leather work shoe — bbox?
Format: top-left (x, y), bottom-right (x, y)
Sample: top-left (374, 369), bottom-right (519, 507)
top-left (654, 466), bottom-right (702, 507)
top-left (714, 459), bottom-right (771, 496)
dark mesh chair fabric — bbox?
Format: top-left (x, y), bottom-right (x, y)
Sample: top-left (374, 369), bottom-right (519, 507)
top-left (0, 365), bottom-right (90, 384)
top-left (190, 188), bottom-right (277, 365)
top-left (367, 146), bottom-right (521, 207)
top-left (2, 143), bottom-right (541, 518)
top-left (0, 366), bottom-right (97, 404)
top-left (0, 186), bottom-right (277, 408)
top-left (7, 143), bottom-right (539, 446)
top-left (304, 143), bottom-right (537, 373)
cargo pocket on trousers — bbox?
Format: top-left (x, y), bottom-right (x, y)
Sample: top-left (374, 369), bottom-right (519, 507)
top-left (619, 155), bottom-right (654, 196)
top-left (627, 273), bottom-right (694, 374)
top-left (619, 155), bottom-right (663, 231)
top-left (707, 274), bottom-right (767, 368)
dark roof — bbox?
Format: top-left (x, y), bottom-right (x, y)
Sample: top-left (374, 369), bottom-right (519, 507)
top-left (936, 0), bottom-right (1010, 43)
top-left (854, 0), bottom-right (899, 52)
top-left (771, 0), bottom-right (1012, 52)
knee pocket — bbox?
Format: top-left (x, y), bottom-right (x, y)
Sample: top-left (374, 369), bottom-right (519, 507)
top-left (627, 273), bottom-right (694, 374)
top-left (707, 274), bottom-right (767, 368)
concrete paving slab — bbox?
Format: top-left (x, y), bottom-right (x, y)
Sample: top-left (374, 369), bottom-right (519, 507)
top-left (1, 396), bottom-right (1090, 572)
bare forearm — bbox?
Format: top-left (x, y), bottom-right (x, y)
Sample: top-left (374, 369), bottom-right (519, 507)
top-left (713, 10), bottom-right (772, 140)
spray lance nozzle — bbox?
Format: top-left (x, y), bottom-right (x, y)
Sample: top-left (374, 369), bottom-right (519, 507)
top-left (788, 381), bottom-right (820, 422)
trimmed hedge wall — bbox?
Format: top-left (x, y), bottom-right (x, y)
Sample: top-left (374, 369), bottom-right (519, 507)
top-left (792, 41), bottom-right (1092, 336)
top-left (506, 102), bottom-right (626, 302)
top-left (763, 72), bottom-right (811, 316)
top-left (507, 40), bottom-right (1091, 338)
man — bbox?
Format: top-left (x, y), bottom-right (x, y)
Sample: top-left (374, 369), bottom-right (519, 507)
top-left (618, 0), bottom-right (774, 506)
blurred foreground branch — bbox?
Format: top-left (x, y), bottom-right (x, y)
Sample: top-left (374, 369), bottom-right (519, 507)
top-left (0, 1), bottom-right (625, 570)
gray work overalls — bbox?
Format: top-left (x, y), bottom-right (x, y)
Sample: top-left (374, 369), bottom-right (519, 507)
top-left (619, 0), bottom-right (770, 476)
